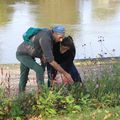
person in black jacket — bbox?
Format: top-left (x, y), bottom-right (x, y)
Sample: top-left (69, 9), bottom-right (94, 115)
top-left (47, 36), bottom-right (82, 86)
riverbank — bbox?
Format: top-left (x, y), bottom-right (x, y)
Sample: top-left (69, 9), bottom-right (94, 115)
top-left (0, 64), bottom-right (38, 96)
top-left (0, 57), bottom-right (120, 96)
top-left (0, 61), bottom-right (120, 119)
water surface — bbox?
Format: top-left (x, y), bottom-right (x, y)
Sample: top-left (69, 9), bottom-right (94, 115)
top-left (0, 0), bottom-right (120, 64)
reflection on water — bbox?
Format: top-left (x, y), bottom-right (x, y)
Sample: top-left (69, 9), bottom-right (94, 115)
top-left (0, 1), bottom-right (14, 25)
top-left (0, 0), bottom-right (120, 63)
top-left (92, 0), bottom-right (120, 20)
top-left (34, 0), bottom-right (78, 25)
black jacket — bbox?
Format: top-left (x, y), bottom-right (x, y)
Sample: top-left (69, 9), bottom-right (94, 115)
top-left (53, 42), bottom-right (75, 72)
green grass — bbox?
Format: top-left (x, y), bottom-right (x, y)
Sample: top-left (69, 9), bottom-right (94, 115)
top-left (45, 107), bottom-right (120, 120)
top-left (0, 62), bottom-right (120, 120)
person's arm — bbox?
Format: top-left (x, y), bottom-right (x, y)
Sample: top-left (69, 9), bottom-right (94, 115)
top-left (49, 60), bottom-right (73, 83)
top-left (39, 35), bottom-right (73, 83)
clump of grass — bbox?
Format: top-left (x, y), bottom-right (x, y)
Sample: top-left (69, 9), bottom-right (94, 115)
top-left (84, 61), bottom-right (120, 108)
top-left (0, 67), bottom-right (11, 96)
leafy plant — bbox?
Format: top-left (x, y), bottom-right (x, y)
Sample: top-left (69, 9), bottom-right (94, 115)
top-left (10, 92), bottom-right (36, 118)
top-left (0, 88), bottom-right (11, 119)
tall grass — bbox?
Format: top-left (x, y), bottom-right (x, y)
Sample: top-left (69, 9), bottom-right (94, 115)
top-left (0, 62), bottom-right (120, 119)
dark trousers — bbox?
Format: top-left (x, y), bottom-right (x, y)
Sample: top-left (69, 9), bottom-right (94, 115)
top-left (16, 53), bottom-right (44, 92)
top-left (46, 63), bottom-right (57, 87)
top-left (46, 63), bottom-right (82, 87)
top-left (67, 64), bottom-right (82, 82)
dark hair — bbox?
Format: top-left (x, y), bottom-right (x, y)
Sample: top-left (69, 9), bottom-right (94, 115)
top-left (61, 36), bottom-right (74, 48)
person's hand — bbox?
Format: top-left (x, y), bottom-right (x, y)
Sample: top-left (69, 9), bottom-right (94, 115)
top-left (63, 72), bottom-right (73, 84)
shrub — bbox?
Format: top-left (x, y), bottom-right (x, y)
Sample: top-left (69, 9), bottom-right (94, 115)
top-left (0, 88), bottom-right (11, 119)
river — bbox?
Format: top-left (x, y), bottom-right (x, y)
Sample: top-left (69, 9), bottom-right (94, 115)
top-left (0, 0), bottom-right (120, 64)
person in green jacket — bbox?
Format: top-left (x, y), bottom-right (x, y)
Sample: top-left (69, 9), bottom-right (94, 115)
top-left (16, 25), bottom-right (73, 93)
